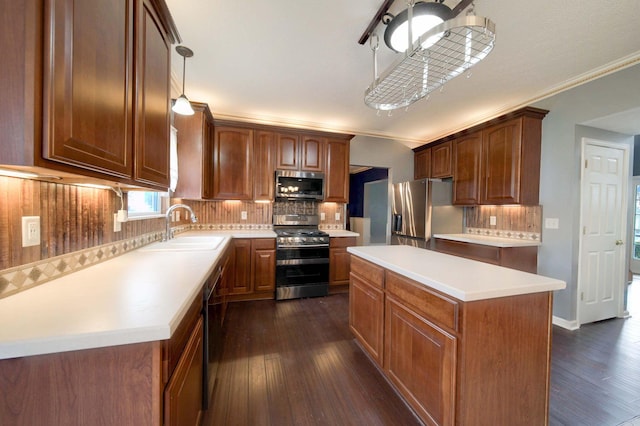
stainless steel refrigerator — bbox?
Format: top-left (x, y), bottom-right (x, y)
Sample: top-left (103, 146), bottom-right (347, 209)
top-left (391, 179), bottom-right (463, 249)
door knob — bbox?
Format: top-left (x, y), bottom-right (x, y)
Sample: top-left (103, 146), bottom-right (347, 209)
top-left (615, 240), bottom-right (624, 246)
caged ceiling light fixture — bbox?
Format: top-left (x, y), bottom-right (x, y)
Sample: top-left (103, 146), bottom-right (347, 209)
top-left (363, 0), bottom-right (495, 111)
top-left (172, 45), bottom-right (195, 116)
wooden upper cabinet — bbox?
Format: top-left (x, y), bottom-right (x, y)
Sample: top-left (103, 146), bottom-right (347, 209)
top-left (133, 0), bottom-right (172, 188)
top-left (275, 133), bottom-right (325, 172)
top-left (324, 138), bottom-right (350, 203)
top-left (481, 115), bottom-right (542, 205)
top-left (414, 148), bottom-right (431, 180)
top-left (253, 131), bottom-right (276, 201)
top-left (173, 102), bottom-right (214, 199)
top-left (275, 133), bottom-right (299, 170)
top-left (300, 136), bottom-right (325, 172)
top-left (42, 0), bottom-right (134, 178)
top-left (213, 126), bottom-right (253, 200)
top-left (431, 140), bottom-right (453, 178)
top-left (3, 0), bottom-right (178, 189)
top-left (452, 131), bottom-right (483, 205)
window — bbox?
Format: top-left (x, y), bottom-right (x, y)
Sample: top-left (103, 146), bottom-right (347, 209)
top-left (127, 191), bottom-right (163, 217)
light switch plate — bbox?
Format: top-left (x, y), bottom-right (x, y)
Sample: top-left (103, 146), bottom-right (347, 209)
top-left (545, 218), bottom-right (560, 229)
top-left (489, 216), bottom-right (497, 226)
top-left (22, 216), bottom-right (40, 247)
top-left (335, 212), bottom-right (341, 221)
top-left (241, 211), bottom-right (248, 220)
top-left (320, 212), bottom-right (326, 221)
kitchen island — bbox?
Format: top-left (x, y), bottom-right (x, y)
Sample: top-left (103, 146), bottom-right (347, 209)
top-left (347, 245), bottom-right (565, 426)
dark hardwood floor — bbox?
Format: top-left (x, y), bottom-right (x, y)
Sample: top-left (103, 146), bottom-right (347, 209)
top-left (205, 283), bottom-right (640, 426)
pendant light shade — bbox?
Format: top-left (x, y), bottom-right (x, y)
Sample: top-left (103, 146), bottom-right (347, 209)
top-left (384, 1), bottom-right (453, 53)
top-left (172, 45), bottom-right (195, 116)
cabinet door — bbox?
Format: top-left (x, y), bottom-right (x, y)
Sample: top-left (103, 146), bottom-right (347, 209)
top-left (414, 148), bottom-right (431, 180)
top-left (275, 133), bottom-right (299, 170)
top-left (452, 132), bottom-right (482, 205)
top-left (252, 239), bottom-right (276, 292)
top-left (324, 139), bottom-right (350, 202)
top-left (43, 0), bottom-right (134, 178)
top-left (330, 237), bottom-right (356, 286)
top-left (431, 141), bottom-right (453, 178)
top-left (133, 0), bottom-right (171, 188)
top-left (254, 131), bottom-right (276, 200)
top-left (229, 239), bottom-right (252, 294)
top-left (385, 297), bottom-right (456, 426)
top-left (300, 136), bottom-right (325, 172)
top-left (213, 126), bottom-right (253, 200)
top-left (481, 119), bottom-right (523, 205)
top-left (349, 273), bottom-right (384, 366)
top-left (164, 317), bottom-right (203, 426)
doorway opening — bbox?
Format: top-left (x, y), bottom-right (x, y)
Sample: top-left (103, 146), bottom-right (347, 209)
top-left (348, 166), bottom-right (389, 246)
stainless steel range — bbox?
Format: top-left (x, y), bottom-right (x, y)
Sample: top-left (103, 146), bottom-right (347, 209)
top-left (273, 214), bottom-right (330, 300)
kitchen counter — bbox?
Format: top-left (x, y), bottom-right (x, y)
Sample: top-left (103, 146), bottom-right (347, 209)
top-left (326, 230), bottom-right (359, 237)
top-left (347, 245), bottom-right (564, 301)
top-left (433, 233), bottom-right (540, 247)
top-left (0, 230), bottom-right (276, 360)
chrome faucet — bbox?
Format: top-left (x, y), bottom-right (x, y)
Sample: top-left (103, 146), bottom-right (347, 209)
top-left (165, 204), bottom-right (198, 241)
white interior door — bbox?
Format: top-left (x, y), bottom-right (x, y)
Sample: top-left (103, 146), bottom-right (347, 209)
top-left (578, 139), bottom-right (629, 325)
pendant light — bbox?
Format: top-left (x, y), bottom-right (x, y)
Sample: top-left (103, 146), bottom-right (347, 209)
top-left (383, 1), bottom-right (453, 53)
top-left (172, 45), bottom-right (195, 116)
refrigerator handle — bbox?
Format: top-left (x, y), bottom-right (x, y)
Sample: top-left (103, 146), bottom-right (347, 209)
top-left (392, 214), bottom-right (402, 233)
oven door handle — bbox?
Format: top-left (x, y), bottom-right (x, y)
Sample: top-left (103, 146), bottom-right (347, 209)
top-left (277, 258), bottom-right (330, 266)
top-left (277, 244), bottom-right (329, 249)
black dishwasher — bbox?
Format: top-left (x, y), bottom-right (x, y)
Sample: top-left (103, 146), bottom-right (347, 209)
top-left (202, 266), bottom-right (223, 410)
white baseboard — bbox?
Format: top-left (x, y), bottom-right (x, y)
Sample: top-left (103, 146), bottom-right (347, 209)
top-left (552, 316), bottom-right (580, 330)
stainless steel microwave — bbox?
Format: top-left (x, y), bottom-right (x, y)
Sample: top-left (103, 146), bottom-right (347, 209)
top-left (275, 170), bottom-right (325, 200)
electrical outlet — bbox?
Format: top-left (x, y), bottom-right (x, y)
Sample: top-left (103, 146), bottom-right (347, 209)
top-left (335, 212), bottom-right (341, 221)
top-left (22, 216), bottom-right (40, 247)
top-left (241, 211), bottom-right (247, 220)
top-left (545, 218), bottom-right (560, 229)
top-left (320, 212), bottom-right (326, 221)
top-left (490, 216), bottom-right (497, 226)
top-left (113, 213), bottom-right (122, 232)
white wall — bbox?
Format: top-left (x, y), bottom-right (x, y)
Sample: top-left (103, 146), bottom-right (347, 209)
top-left (350, 135), bottom-right (414, 183)
top-left (533, 63), bottom-right (640, 322)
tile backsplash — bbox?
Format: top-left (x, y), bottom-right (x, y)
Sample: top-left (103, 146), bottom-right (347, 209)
top-left (465, 205), bottom-right (542, 240)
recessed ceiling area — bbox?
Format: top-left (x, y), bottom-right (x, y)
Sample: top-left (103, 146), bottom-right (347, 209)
top-left (164, 0), bottom-right (640, 147)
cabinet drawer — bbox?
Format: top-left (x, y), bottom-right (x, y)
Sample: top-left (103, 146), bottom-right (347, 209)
top-left (385, 271), bottom-right (459, 332)
top-left (330, 236), bottom-right (356, 248)
top-left (350, 256), bottom-right (384, 289)
top-left (252, 238), bottom-right (276, 250)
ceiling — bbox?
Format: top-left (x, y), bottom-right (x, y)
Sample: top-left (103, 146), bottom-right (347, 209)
top-left (164, 0), bottom-right (640, 148)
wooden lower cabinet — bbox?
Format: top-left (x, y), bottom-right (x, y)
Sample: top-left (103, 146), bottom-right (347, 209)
top-left (385, 296), bottom-right (456, 426)
top-left (329, 236), bottom-right (356, 291)
top-left (228, 238), bottom-right (276, 301)
top-left (164, 316), bottom-right (204, 426)
top-left (433, 238), bottom-right (538, 273)
top-left (349, 256), bottom-right (554, 426)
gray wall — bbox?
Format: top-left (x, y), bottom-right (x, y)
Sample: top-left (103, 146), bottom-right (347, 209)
top-left (533, 64), bottom-right (640, 322)
top-left (350, 136), bottom-right (415, 183)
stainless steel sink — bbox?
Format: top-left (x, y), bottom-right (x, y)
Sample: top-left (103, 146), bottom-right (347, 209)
top-left (139, 235), bottom-right (226, 252)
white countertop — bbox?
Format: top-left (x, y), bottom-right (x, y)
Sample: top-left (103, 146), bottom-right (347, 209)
top-left (348, 245), bottom-right (564, 302)
top-left (433, 233), bottom-right (541, 247)
top-left (326, 230), bottom-right (359, 237)
top-left (0, 231), bottom-right (279, 360)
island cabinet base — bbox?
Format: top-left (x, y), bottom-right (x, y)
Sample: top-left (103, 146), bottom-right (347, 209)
top-left (349, 256), bottom-right (553, 426)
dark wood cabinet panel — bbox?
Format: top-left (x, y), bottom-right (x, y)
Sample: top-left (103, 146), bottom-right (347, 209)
top-left (275, 133), bottom-right (299, 170)
top-left (329, 237), bottom-right (356, 289)
top-left (252, 239), bottom-right (276, 292)
top-left (173, 102), bottom-right (214, 199)
top-left (300, 136), bottom-right (325, 172)
top-left (133, 0), bottom-right (171, 188)
top-left (452, 131), bottom-right (483, 205)
top-left (431, 140), bottom-right (453, 178)
top-left (385, 296), bottom-right (456, 426)
top-left (229, 238), bottom-right (252, 294)
top-left (414, 148), bottom-right (431, 180)
top-left (324, 139), bottom-right (350, 202)
top-left (349, 272), bottom-right (385, 366)
top-left (213, 126), bottom-right (253, 200)
top-left (42, 0), bottom-right (134, 178)
top-left (253, 131), bottom-right (276, 201)
top-left (164, 316), bottom-right (203, 426)
top-left (433, 238), bottom-right (538, 273)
